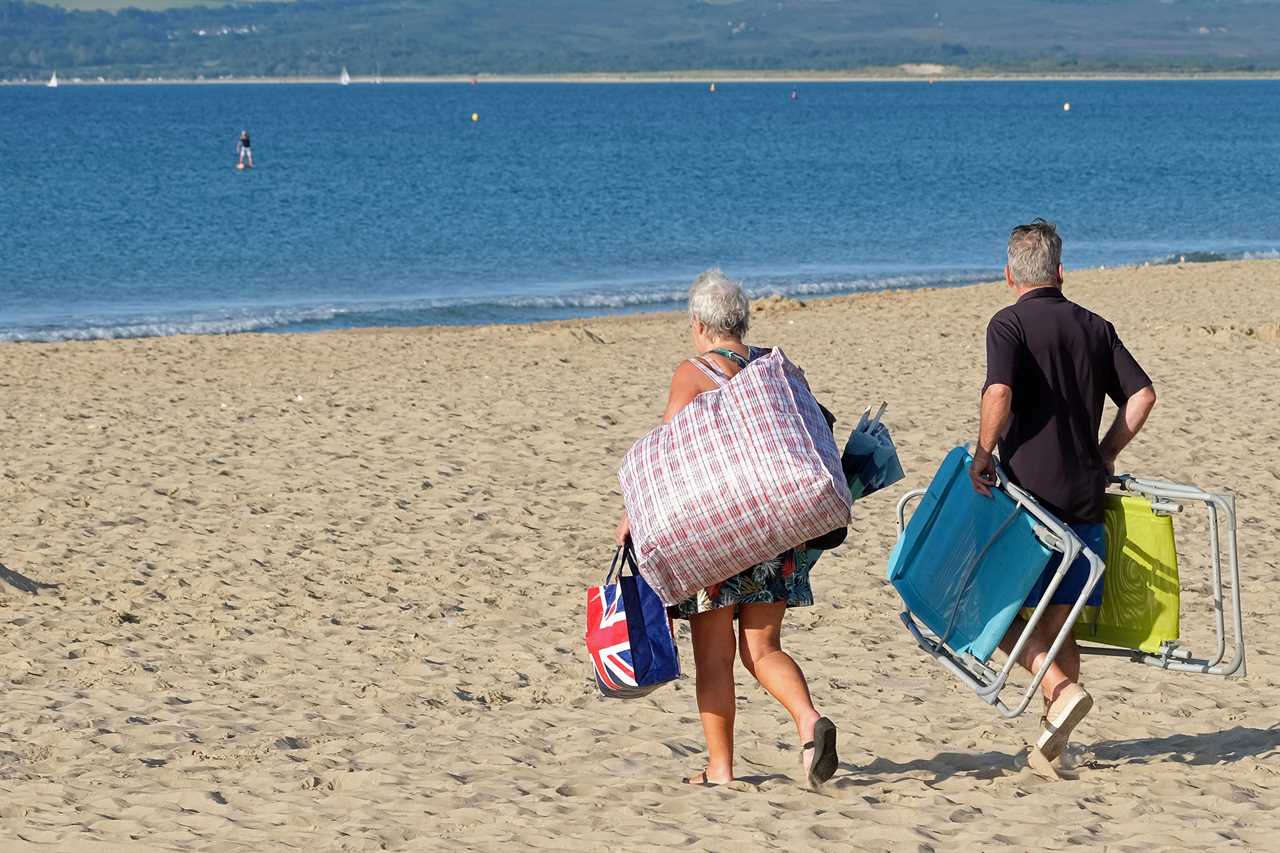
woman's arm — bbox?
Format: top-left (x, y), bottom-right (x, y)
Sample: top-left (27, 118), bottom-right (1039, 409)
top-left (662, 361), bottom-right (713, 424)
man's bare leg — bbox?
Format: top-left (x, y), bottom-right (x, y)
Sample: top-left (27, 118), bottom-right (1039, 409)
top-left (1000, 605), bottom-right (1093, 763)
top-left (998, 610), bottom-right (1073, 704)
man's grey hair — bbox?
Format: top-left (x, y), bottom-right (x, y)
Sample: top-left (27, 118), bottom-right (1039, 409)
top-left (688, 268), bottom-right (750, 339)
top-left (1007, 218), bottom-right (1063, 287)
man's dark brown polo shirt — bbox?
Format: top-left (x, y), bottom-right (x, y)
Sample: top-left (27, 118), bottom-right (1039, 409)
top-left (984, 287), bottom-right (1152, 524)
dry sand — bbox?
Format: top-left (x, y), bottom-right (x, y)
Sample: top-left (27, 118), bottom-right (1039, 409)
top-left (2, 259), bottom-right (1278, 851)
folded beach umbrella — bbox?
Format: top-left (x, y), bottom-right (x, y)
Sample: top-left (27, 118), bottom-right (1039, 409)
top-left (842, 402), bottom-right (905, 501)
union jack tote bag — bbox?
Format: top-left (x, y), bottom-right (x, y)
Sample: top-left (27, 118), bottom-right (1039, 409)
top-left (585, 543), bottom-right (681, 699)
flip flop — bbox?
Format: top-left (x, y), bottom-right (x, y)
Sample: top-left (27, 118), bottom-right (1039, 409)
top-left (803, 716), bottom-right (838, 786)
top-left (681, 770), bottom-right (724, 787)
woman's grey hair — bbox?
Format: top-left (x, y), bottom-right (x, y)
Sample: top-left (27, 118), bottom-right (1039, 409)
top-left (1007, 218), bottom-right (1063, 286)
top-left (688, 268), bottom-right (750, 339)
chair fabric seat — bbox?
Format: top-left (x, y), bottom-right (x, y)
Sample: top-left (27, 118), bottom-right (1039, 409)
top-left (1073, 494), bottom-right (1180, 653)
top-left (888, 447), bottom-right (1055, 663)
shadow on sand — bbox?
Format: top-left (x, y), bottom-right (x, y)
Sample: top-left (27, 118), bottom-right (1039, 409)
top-left (0, 562), bottom-right (60, 594)
top-left (832, 749), bottom-right (1021, 788)
top-left (829, 724), bottom-right (1280, 787)
top-left (1083, 724), bottom-right (1280, 768)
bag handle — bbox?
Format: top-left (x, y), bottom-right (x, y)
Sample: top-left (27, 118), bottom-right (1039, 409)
top-left (605, 538), bottom-right (640, 586)
top-left (688, 356), bottom-right (731, 386)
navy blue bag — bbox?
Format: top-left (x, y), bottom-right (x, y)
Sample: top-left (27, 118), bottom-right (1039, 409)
top-left (585, 543), bottom-right (681, 699)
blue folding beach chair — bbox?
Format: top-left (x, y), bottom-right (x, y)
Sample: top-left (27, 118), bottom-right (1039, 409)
top-left (887, 446), bottom-right (1104, 718)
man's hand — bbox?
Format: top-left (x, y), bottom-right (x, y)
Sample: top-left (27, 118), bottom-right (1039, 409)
top-left (970, 448), bottom-right (998, 497)
top-left (614, 513), bottom-right (631, 547)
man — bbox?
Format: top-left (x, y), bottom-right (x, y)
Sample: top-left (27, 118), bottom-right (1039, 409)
top-left (237, 129), bottom-right (253, 169)
top-left (970, 219), bottom-right (1156, 766)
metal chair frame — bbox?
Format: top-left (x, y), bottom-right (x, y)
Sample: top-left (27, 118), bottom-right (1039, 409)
top-left (894, 458), bottom-right (1104, 719)
top-left (1077, 475), bottom-right (1245, 677)
top-left (893, 465), bottom-right (1245, 719)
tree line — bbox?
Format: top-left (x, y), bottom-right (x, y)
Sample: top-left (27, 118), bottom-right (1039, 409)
top-left (3, 0), bottom-right (1276, 79)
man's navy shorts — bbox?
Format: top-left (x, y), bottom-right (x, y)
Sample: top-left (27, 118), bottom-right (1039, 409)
top-left (1023, 522), bottom-right (1106, 608)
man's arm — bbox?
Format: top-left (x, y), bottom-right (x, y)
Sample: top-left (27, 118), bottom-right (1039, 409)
top-left (971, 383), bottom-right (1012, 496)
top-left (974, 311), bottom-right (1020, 497)
top-left (1099, 385), bottom-right (1156, 474)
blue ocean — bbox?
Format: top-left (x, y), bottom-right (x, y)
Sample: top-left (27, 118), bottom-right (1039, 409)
top-left (3, 81), bottom-right (1278, 342)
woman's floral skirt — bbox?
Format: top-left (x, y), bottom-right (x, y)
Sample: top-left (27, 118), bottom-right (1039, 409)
top-left (670, 548), bottom-right (818, 620)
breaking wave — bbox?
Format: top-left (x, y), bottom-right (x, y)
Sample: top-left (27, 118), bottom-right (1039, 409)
top-left (0, 269), bottom-right (988, 342)
top-left (6, 248), bottom-right (1276, 343)
top-left (1150, 248), bottom-right (1280, 265)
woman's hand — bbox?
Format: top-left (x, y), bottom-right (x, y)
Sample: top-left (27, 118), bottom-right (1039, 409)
top-left (615, 513), bottom-right (631, 547)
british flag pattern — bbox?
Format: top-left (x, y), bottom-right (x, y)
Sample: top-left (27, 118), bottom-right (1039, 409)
top-left (585, 545), bottom-right (681, 700)
top-left (586, 582), bottom-right (641, 695)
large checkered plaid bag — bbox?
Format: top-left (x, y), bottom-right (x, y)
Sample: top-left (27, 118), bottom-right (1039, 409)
top-left (619, 347), bottom-right (851, 606)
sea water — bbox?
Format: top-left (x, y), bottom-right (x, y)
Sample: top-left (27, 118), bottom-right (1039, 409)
top-left (2, 80), bottom-right (1277, 341)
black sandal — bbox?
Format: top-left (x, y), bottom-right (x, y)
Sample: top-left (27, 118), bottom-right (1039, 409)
top-left (681, 770), bottom-right (725, 787)
top-left (803, 717), bottom-right (838, 786)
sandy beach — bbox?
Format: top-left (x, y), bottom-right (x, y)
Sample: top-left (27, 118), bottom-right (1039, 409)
top-left (2, 258), bottom-right (1278, 851)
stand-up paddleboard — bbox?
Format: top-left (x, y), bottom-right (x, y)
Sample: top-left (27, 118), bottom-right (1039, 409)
top-left (234, 162), bottom-right (253, 171)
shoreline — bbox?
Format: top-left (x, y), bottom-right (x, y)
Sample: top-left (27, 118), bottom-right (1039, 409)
top-left (8, 69), bottom-right (1280, 86)
top-left (5, 257), bottom-right (1278, 347)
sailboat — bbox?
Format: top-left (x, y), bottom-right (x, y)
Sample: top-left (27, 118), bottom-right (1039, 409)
top-left (374, 63), bottom-right (382, 85)
top-left (47, 71), bottom-right (58, 88)
top-left (339, 66), bottom-right (351, 86)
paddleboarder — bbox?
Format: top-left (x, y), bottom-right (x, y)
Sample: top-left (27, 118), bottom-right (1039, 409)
top-left (236, 129), bottom-right (253, 169)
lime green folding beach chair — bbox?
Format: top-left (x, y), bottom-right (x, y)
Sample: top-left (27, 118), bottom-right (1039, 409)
top-left (1074, 475), bottom-right (1246, 676)
top-left (1073, 494), bottom-right (1180, 654)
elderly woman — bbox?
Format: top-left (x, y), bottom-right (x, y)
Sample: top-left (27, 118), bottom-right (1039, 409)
top-left (615, 268), bottom-right (839, 788)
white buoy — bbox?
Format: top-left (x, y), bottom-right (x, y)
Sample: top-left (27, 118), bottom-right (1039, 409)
top-left (1063, 102), bottom-right (1071, 112)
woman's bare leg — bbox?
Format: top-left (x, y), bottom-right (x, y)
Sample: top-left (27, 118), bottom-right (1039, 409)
top-left (737, 602), bottom-right (822, 766)
top-left (688, 606), bottom-right (738, 783)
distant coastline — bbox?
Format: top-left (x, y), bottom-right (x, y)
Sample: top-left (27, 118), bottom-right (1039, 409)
top-left (7, 67), bottom-right (1280, 85)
